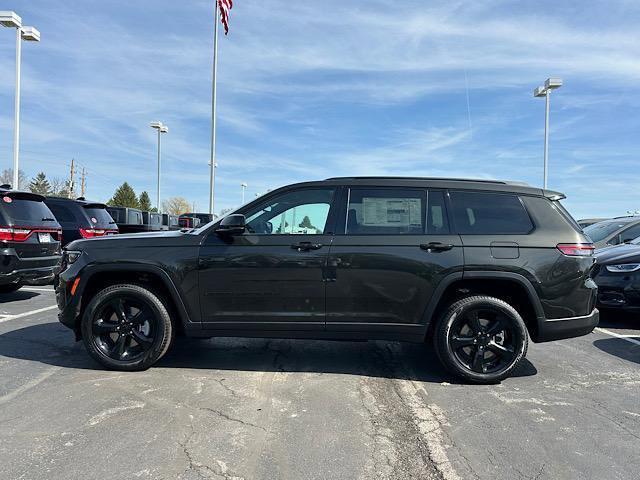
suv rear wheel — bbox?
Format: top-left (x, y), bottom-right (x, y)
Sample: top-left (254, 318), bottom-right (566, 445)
top-left (434, 295), bottom-right (528, 384)
top-left (81, 284), bottom-right (174, 371)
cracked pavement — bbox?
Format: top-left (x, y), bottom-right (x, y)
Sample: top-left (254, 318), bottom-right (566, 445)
top-left (1, 287), bottom-right (639, 479)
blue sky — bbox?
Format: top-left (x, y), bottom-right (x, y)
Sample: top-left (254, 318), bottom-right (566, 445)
top-left (1, 0), bottom-right (639, 218)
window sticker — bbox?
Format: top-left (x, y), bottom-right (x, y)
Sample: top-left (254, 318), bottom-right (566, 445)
top-left (362, 198), bottom-right (421, 227)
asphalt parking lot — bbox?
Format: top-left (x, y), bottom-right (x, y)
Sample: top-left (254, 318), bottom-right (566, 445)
top-left (0, 287), bottom-right (638, 480)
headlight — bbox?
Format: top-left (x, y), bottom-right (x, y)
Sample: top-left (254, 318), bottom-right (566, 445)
top-left (65, 250), bottom-right (82, 264)
top-left (606, 264), bottom-right (640, 273)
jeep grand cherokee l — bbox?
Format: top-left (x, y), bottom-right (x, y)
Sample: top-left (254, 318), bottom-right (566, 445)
top-left (56, 177), bottom-right (599, 383)
top-left (0, 187), bottom-right (62, 292)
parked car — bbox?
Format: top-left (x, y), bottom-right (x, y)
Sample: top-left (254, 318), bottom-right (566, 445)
top-left (45, 197), bottom-right (118, 246)
top-left (179, 212), bottom-right (214, 227)
top-left (106, 207), bottom-right (145, 234)
top-left (142, 211), bottom-right (167, 232)
top-left (162, 213), bottom-right (180, 231)
top-left (577, 217), bottom-right (609, 229)
top-left (0, 186), bottom-right (62, 292)
top-left (593, 241), bottom-right (640, 312)
top-left (583, 216), bottom-right (640, 249)
top-left (56, 177), bottom-right (598, 383)
top-left (178, 216), bottom-right (201, 229)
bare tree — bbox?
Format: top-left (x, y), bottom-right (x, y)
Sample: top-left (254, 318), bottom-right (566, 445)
top-left (161, 197), bottom-right (191, 215)
top-left (0, 169), bottom-right (28, 190)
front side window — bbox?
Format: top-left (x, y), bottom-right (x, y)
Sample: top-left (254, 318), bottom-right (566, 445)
top-left (245, 188), bottom-right (335, 235)
top-left (346, 188), bottom-right (426, 235)
top-left (450, 191), bottom-right (533, 235)
top-left (584, 221), bottom-right (632, 243)
top-left (611, 223), bottom-right (640, 245)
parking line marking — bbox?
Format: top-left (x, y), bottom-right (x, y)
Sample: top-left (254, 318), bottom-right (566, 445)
top-left (595, 327), bottom-right (640, 347)
top-left (22, 287), bottom-right (55, 292)
top-left (0, 305), bottom-right (58, 324)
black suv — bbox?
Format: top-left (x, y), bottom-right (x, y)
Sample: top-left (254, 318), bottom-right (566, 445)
top-left (44, 197), bottom-right (118, 246)
top-left (56, 178), bottom-right (599, 383)
top-left (0, 187), bottom-right (62, 292)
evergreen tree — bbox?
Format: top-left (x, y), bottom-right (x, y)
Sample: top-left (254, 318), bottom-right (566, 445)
top-left (138, 191), bottom-right (152, 211)
top-left (108, 182), bottom-right (139, 208)
top-left (29, 172), bottom-right (52, 195)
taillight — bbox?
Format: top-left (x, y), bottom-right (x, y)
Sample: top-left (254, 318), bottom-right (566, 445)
top-left (557, 243), bottom-right (595, 256)
top-left (0, 227), bottom-right (32, 242)
top-left (79, 228), bottom-right (107, 238)
top-left (0, 226), bottom-right (61, 242)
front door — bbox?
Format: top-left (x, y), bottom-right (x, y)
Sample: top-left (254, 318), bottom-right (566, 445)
top-left (326, 187), bottom-right (463, 333)
top-left (198, 187), bottom-right (338, 330)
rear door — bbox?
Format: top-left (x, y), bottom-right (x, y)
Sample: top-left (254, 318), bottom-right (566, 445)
top-left (325, 187), bottom-right (463, 333)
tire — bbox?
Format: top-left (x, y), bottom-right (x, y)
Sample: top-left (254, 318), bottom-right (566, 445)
top-left (434, 295), bottom-right (528, 384)
top-left (81, 284), bottom-right (174, 371)
top-left (0, 283), bottom-right (22, 293)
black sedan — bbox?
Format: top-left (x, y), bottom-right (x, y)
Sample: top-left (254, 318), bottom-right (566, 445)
top-left (594, 242), bottom-right (640, 312)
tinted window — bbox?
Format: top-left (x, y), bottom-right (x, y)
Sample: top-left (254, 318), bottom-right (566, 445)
top-left (346, 188), bottom-right (425, 235)
top-left (584, 220), bottom-right (632, 243)
top-left (0, 194), bottom-right (57, 226)
top-left (47, 203), bottom-right (77, 223)
top-left (245, 188), bottom-right (335, 235)
top-left (450, 191), bottom-right (533, 235)
top-left (427, 191), bottom-right (450, 234)
top-left (128, 211), bottom-right (143, 225)
top-left (613, 223), bottom-right (640, 244)
top-left (84, 207), bottom-right (115, 227)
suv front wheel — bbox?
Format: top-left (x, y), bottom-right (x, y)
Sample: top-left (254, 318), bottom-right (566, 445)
top-left (434, 296), bottom-right (528, 384)
top-left (81, 284), bottom-right (174, 371)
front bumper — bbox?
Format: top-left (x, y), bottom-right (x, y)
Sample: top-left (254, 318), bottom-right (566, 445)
top-left (536, 308), bottom-right (599, 342)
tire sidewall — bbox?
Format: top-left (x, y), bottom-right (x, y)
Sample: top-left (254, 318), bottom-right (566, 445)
top-left (81, 284), bottom-right (173, 371)
top-left (435, 296), bottom-right (529, 384)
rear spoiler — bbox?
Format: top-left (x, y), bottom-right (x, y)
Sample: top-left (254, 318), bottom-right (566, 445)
top-left (82, 202), bottom-right (108, 209)
top-left (2, 191), bottom-right (45, 202)
top-left (543, 189), bottom-right (566, 201)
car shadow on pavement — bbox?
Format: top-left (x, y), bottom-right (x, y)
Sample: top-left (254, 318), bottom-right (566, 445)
top-left (0, 322), bottom-right (538, 384)
top-left (0, 290), bottom-right (40, 303)
top-left (592, 338), bottom-right (640, 365)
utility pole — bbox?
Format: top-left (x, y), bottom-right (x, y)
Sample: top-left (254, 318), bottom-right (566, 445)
top-left (68, 158), bottom-right (75, 199)
top-left (80, 167), bottom-right (86, 197)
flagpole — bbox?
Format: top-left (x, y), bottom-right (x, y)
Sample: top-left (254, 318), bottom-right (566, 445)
top-left (209, 2), bottom-right (220, 215)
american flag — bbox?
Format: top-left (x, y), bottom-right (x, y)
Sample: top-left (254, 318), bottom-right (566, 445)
top-left (218, 0), bottom-right (233, 35)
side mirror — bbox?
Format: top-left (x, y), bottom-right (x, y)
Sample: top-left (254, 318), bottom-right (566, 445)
top-left (215, 214), bottom-right (246, 235)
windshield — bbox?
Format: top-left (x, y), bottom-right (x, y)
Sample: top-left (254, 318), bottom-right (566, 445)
top-left (583, 220), bottom-right (631, 242)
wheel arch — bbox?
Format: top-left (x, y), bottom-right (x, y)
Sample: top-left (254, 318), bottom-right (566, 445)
top-left (73, 264), bottom-right (195, 338)
top-left (423, 271), bottom-right (545, 342)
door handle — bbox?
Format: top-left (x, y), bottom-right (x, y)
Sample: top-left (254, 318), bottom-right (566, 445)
top-left (291, 241), bottom-right (323, 251)
top-left (420, 242), bottom-right (454, 252)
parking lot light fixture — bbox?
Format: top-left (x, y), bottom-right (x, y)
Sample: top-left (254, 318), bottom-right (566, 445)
top-left (533, 77), bottom-right (563, 189)
top-left (1, 12), bottom-right (39, 190)
top-left (241, 182), bottom-right (248, 204)
top-left (150, 122), bottom-right (168, 211)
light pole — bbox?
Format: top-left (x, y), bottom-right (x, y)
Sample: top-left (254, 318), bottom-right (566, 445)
top-left (1, 12), bottom-right (40, 189)
top-left (533, 78), bottom-right (562, 189)
top-left (150, 122), bottom-right (168, 211)
top-left (241, 182), bottom-right (247, 204)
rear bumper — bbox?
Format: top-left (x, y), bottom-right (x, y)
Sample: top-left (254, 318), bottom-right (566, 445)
top-left (536, 308), bottom-right (599, 342)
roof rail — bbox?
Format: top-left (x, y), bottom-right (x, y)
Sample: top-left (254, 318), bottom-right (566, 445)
top-left (324, 176), bottom-right (529, 186)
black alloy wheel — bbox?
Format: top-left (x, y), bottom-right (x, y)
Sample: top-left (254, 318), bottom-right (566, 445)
top-left (81, 284), bottom-right (173, 371)
top-left (435, 296), bottom-right (528, 384)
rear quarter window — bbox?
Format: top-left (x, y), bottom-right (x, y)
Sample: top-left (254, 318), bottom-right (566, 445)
top-left (450, 191), bottom-right (534, 235)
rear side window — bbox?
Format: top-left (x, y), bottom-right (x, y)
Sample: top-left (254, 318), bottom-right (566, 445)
top-left (0, 195), bottom-right (57, 226)
top-left (346, 188), bottom-right (425, 235)
top-left (47, 203), bottom-right (77, 223)
top-left (427, 191), bottom-right (450, 234)
top-left (450, 191), bottom-right (534, 235)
